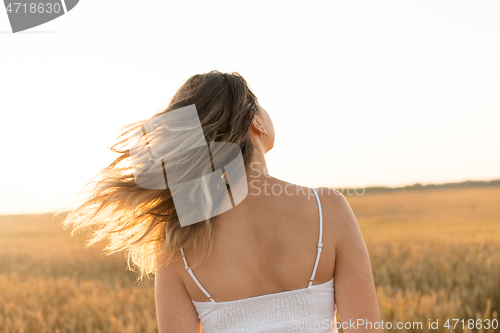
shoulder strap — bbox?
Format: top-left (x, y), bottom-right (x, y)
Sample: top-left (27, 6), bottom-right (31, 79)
top-left (181, 189), bottom-right (324, 297)
top-left (308, 188), bottom-right (324, 287)
top-left (180, 247), bottom-right (215, 303)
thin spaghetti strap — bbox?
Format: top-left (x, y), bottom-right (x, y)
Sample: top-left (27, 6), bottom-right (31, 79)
top-left (180, 247), bottom-right (216, 303)
top-left (308, 188), bottom-right (324, 287)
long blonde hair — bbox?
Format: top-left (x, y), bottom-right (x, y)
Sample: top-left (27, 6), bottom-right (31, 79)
top-left (57, 70), bottom-right (259, 282)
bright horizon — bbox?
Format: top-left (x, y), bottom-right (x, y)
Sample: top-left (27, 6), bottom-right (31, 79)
top-left (1, 0), bottom-right (499, 215)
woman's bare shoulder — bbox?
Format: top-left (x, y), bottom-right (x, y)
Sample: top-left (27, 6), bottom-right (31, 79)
top-left (314, 187), bottom-right (362, 249)
top-left (268, 177), bottom-right (316, 197)
top-left (315, 186), bottom-right (347, 206)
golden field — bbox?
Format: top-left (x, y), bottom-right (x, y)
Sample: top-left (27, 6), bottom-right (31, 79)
top-left (348, 185), bottom-right (500, 333)
top-left (0, 185), bottom-right (499, 332)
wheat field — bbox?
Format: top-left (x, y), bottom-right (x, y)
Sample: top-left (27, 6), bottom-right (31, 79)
top-left (0, 185), bottom-right (499, 332)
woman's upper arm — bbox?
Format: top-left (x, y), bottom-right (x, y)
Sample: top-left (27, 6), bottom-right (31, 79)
top-left (321, 188), bottom-right (382, 333)
top-left (155, 259), bottom-right (202, 333)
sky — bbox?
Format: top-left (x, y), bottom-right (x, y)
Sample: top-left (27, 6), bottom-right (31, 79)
top-left (0, 0), bottom-right (499, 215)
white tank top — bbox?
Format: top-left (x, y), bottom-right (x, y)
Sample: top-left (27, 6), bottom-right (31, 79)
top-left (181, 188), bottom-right (337, 332)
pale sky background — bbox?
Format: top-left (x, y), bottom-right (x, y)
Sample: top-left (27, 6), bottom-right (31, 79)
top-left (0, 0), bottom-right (499, 215)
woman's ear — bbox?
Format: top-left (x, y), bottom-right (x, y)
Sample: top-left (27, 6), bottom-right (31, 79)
top-left (252, 117), bottom-right (267, 135)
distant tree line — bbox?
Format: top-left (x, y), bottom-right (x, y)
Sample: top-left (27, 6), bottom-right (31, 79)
top-left (332, 178), bottom-right (500, 194)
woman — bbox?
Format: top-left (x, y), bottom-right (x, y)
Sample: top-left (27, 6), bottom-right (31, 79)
top-left (61, 70), bottom-right (382, 332)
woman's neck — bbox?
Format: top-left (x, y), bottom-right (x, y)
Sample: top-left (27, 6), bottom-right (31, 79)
top-left (246, 152), bottom-right (270, 181)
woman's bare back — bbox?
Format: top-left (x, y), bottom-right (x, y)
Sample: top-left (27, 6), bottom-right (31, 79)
top-left (174, 177), bottom-right (337, 303)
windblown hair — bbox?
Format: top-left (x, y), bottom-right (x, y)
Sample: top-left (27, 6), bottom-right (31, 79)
top-left (57, 70), bottom-right (259, 282)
